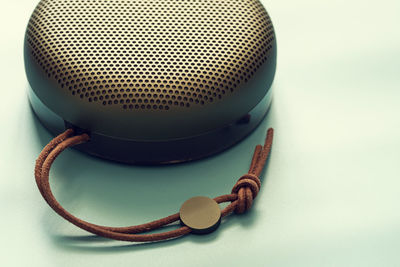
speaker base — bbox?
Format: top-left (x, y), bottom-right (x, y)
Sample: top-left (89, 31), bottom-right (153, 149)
top-left (29, 88), bottom-right (272, 164)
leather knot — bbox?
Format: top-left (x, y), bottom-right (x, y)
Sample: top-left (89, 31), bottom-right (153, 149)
top-left (231, 173), bottom-right (261, 214)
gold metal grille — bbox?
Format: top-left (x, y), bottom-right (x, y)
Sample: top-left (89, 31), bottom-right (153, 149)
top-left (26, 0), bottom-right (275, 111)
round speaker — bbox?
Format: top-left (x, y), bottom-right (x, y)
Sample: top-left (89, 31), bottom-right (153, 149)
top-left (24, 0), bottom-right (277, 164)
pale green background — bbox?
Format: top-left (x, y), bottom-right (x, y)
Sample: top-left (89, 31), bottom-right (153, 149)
top-left (1, 0), bottom-right (400, 266)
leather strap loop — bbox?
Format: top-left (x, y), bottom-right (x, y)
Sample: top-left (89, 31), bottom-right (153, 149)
top-left (35, 128), bottom-right (274, 242)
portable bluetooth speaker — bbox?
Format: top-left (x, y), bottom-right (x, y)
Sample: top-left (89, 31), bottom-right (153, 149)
top-left (25, 0), bottom-right (276, 164)
top-left (28, 0), bottom-right (278, 241)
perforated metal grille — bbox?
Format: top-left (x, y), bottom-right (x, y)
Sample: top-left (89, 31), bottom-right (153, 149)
top-left (26, 0), bottom-right (275, 111)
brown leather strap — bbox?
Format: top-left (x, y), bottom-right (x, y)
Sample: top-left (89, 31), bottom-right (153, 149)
top-left (35, 128), bottom-right (274, 242)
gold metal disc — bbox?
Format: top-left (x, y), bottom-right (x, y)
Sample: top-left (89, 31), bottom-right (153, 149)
top-left (179, 196), bottom-right (221, 234)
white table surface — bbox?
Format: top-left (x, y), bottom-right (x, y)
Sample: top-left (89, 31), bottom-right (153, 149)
top-left (1, 0), bottom-right (400, 266)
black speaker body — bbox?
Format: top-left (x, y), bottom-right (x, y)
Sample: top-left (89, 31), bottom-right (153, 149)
top-left (25, 0), bottom-right (277, 164)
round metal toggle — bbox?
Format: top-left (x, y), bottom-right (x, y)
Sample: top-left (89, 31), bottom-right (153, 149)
top-left (179, 196), bottom-right (221, 234)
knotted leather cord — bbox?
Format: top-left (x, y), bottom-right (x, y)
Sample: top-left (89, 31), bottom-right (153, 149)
top-left (35, 128), bottom-right (274, 242)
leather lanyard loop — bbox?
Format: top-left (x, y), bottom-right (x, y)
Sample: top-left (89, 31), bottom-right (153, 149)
top-left (35, 128), bottom-right (274, 242)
